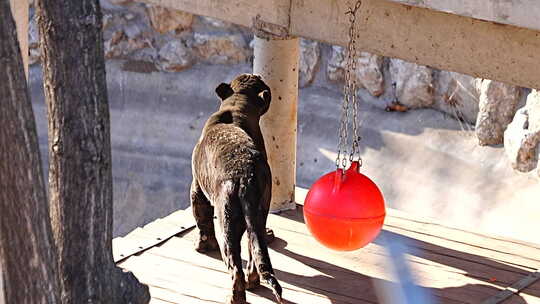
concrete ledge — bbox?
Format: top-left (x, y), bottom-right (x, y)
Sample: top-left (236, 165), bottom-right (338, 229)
top-left (136, 0), bottom-right (540, 89)
top-left (141, 0), bottom-right (290, 33)
top-left (389, 0), bottom-right (540, 32)
top-left (291, 0), bottom-right (540, 89)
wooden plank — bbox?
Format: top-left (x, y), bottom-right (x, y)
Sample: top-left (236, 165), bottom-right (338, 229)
top-left (181, 207), bottom-right (530, 285)
top-left (115, 199), bottom-right (540, 303)
top-left (483, 270), bottom-right (540, 304)
top-left (273, 206), bottom-right (540, 276)
top-left (164, 228), bottom-right (502, 303)
top-left (296, 187), bottom-right (540, 256)
top-left (113, 208), bottom-right (195, 262)
top-left (384, 207), bottom-right (540, 254)
top-left (149, 298), bottom-right (182, 304)
top-left (144, 241), bottom-right (377, 303)
top-left (271, 230), bottom-right (506, 302)
top-left (512, 278), bottom-right (540, 303)
top-left (521, 278), bottom-right (540, 297)
top-left (112, 237), bottom-right (148, 261)
top-left (148, 285), bottom-right (216, 304)
top-left (268, 208), bottom-right (540, 301)
top-left (500, 293), bottom-right (540, 304)
top-left (292, 198), bottom-right (540, 272)
top-left (121, 255), bottom-right (235, 303)
top-left (121, 253), bottom-right (355, 304)
top-left (383, 219), bottom-right (540, 271)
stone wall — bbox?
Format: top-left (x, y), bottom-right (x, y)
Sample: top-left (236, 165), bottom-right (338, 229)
top-left (28, 0), bottom-right (540, 176)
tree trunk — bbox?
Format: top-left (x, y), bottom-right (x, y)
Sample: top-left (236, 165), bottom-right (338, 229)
top-left (36, 0), bottom-right (150, 302)
top-left (0, 0), bottom-right (60, 302)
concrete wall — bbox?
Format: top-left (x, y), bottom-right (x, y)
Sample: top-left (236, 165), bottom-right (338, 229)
top-left (29, 61), bottom-right (540, 244)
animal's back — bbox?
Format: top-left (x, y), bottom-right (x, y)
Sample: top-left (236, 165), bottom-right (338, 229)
top-left (193, 119), bottom-right (266, 196)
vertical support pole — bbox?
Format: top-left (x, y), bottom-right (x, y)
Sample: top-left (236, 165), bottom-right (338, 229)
top-left (10, 0), bottom-right (29, 78)
top-left (253, 35), bottom-right (300, 212)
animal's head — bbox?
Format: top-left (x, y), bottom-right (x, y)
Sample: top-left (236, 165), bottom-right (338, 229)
top-left (215, 74), bottom-right (272, 115)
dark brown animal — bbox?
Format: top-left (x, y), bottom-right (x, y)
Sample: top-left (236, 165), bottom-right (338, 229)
top-left (190, 74), bottom-right (283, 304)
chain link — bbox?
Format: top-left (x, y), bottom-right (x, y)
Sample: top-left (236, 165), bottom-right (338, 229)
top-left (336, 0), bottom-right (362, 169)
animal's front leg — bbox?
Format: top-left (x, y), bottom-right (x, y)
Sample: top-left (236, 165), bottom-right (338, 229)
top-left (190, 179), bottom-right (219, 253)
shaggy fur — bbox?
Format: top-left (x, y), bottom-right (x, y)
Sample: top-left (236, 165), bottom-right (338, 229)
top-left (190, 74), bottom-right (282, 304)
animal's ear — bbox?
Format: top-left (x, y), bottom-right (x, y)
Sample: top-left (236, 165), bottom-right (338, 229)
top-left (215, 83), bottom-right (234, 100)
top-left (258, 89), bottom-right (271, 115)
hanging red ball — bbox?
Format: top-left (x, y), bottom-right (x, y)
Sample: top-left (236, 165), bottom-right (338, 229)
top-left (303, 161), bottom-right (386, 251)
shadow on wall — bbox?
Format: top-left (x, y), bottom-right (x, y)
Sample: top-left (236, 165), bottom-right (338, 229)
top-left (29, 60), bottom-right (540, 242)
top-left (29, 62), bottom-right (251, 237)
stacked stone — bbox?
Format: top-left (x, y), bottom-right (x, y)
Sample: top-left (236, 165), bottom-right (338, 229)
top-left (504, 90), bottom-right (540, 177)
top-left (27, 0), bottom-right (539, 177)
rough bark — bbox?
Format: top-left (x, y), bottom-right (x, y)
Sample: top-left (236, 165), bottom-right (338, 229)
top-left (36, 0), bottom-right (150, 302)
top-left (0, 0), bottom-right (60, 302)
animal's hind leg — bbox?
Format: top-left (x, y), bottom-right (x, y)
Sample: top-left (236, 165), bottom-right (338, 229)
top-left (215, 202), bottom-right (247, 304)
top-left (190, 179), bottom-right (219, 253)
top-left (246, 222), bottom-right (283, 303)
top-left (246, 241), bottom-right (260, 290)
top-left (243, 178), bottom-right (283, 302)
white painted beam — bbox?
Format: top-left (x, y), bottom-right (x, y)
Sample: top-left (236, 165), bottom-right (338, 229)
top-left (135, 0), bottom-right (540, 89)
top-left (254, 36), bottom-right (299, 211)
top-left (291, 0), bottom-right (540, 89)
top-left (9, 0), bottom-right (29, 79)
top-left (388, 0), bottom-right (540, 32)
top-left (142, 0), bottom-right (290, 32)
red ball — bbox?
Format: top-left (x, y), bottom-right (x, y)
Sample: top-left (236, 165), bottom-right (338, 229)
top-left (303, 161), bottom-right (386, 251)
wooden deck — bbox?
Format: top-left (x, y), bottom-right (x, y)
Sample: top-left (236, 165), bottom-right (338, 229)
top-left (114, 198), bottom-right (540, 303)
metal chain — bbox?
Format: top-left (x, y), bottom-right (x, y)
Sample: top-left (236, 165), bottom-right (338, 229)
top-left (336, 0), bottom-right (362, 169)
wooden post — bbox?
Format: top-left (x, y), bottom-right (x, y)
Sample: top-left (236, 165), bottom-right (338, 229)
top-left (253, 35), bottom-right (299, 212)
top-left (9, 0), bottom-right (28, 78)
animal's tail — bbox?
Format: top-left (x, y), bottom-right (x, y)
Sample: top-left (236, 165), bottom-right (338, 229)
top-left (238, 176), bottom-right (283, 304)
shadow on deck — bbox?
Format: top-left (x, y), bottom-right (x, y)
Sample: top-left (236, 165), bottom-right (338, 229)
top-left (114, 200), bottom-right (540, 304)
